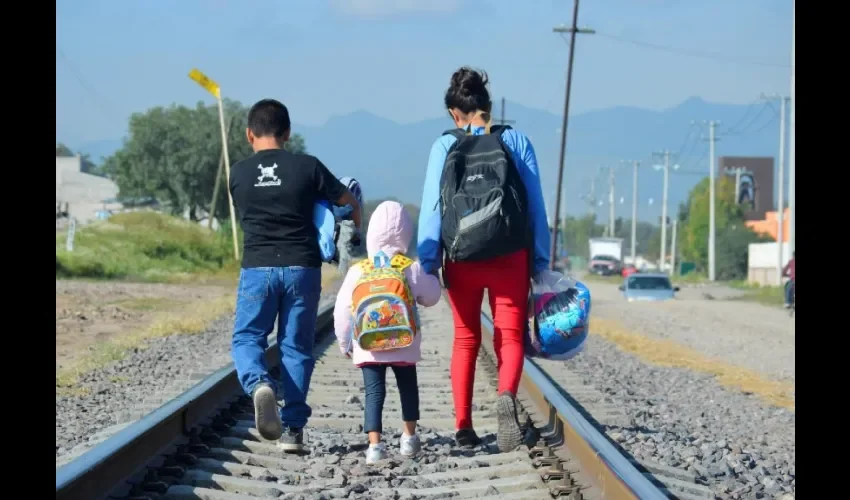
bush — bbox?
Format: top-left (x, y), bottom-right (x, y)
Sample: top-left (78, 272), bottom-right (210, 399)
top-left (56, 212), bottom-right (236, 281)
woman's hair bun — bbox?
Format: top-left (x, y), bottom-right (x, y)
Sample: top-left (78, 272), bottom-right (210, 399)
top-left (445, 66), bottom-right (492, 115)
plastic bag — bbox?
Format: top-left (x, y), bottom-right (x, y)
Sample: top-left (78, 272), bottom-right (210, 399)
top-left (524, 270), bottom-right (591, 361)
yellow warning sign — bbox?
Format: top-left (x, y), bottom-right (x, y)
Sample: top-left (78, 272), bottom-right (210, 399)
top-left (188, 68), bottom-right (221, 99)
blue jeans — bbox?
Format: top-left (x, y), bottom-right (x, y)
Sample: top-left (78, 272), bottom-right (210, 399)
top-left (361, 364), bottom-right (420, 434)
top-left (231, 266), bottom-right (322, 429)
top-left (784, 280), bottom-right (794, 305)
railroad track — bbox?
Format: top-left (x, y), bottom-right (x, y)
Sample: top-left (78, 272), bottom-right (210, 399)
top-left (56, 296), bottom-right (670, 500)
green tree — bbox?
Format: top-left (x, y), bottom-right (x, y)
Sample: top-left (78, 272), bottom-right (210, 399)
top-left (102, 100), bottom-right (307, 223)
top-left (679, 175), bottom-right (768, 276)
top-left (680, 176), bottom-right (740, 268)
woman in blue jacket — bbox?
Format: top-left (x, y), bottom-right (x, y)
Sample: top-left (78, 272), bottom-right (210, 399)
top-left (417, 67), bottom-right (551, 452)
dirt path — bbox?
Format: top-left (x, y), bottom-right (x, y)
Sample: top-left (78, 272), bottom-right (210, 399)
top-left (587, 281), bottom-right (796, 383)
top-left (56, 280), bottom-right (233, 373)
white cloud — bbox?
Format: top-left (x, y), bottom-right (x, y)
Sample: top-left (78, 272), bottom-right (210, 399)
top-left (330, 0), bottom-right (462, 19)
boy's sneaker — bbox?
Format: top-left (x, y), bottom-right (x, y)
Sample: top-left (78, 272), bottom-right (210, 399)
top-left (252, 383), bottom-right (282, 441)
top-left (496, 391), bottom-right (524, 453)
top-left (400, 433), bottom-right (421, 457)
top-left (279, 426), bottom-right (304, 453)
top-left (455, 428), bottom-right (482, 448)
top-left (365, 442), bottom-right (388, 464)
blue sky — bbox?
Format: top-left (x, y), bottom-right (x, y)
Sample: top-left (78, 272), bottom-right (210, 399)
top-left (56, 0), bottom-right (793, 147)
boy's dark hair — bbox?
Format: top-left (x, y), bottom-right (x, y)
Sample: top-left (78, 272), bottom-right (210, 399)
top-left (247, 99), bottom-right (291, 139)
top-left (444, 67), bottom-right (492, 116)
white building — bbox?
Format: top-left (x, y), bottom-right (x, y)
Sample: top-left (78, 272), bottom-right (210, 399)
top-left (56, 156), bottom-right (120, 224)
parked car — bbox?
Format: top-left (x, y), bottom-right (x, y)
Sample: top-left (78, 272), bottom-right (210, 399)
top-left (621, 264), bottom-right (638, 277)
top-left (618, 273), bottom-right (680, 302)
top-left (589, 255), bottom-right (622, 276)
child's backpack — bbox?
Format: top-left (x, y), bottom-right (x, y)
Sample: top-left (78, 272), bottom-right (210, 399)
top-left (438, 124), bottom-right (531, 263)
top-left (351, 251), bottom-right (419, 352)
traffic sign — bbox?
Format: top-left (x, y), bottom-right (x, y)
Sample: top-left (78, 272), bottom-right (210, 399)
top-left (188, 68), bottom-right (221, 99)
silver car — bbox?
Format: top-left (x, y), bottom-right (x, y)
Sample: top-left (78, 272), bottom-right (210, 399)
top-left (618, 273), bottom-right (680, 301)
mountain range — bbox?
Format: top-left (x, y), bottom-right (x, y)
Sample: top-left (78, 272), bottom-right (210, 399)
top-left (73, 96), bottom-right (787, 223)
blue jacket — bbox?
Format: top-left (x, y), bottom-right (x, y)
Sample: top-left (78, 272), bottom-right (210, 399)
top-left (416, 126), bottom-right (551, 275)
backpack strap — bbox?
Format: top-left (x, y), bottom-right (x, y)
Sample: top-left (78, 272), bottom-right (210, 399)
top-left (390, 254), bottom-right (414, 271)
top-left (354, 254), bottom-right (413, 272)
top-left (442, 128), bottom-right (467, 140)
top-left (442, 123), bottom-right (512, 140)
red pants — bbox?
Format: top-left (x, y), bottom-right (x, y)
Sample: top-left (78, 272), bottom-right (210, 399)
top-left (444, 249), bottom-right (529, 430)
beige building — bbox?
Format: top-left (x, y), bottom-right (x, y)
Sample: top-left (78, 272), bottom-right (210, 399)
top-left (56, 155), bottom-right (120, 223)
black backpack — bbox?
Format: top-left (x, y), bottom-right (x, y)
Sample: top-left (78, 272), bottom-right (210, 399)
top-left (438, 124), bottom-right (531, 263)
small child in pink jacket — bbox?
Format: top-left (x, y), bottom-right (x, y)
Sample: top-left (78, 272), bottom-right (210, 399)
top-left (334, 200), bottom-right (441, 464)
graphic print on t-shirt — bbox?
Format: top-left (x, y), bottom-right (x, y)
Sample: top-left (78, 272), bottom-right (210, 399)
top-left (255, 163), bottom-right (281, 187)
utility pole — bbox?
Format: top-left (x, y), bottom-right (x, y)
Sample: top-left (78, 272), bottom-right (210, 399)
top-left (762, 94), bottom-right (789, 285)
top-left (653, 151), bottom-right (678, 273)
top-left (623, 160), bottom-right (640, 263)
top-left (495, 97), bottom-right (517, 126)
top-left (660, 152), bottom-right (670, 273)
top-left (607, 167), bottom-right (616, 237)
top-left (208, 116), bottom-right (236, 229)
top-left (788, 1), bottom-right (795, 255)
top-left (549, 3), bottom-right (595, 270)
top-left (704, 120), bottom-right (720, 282)
top-left (671, 219), bottom-right (678, 276)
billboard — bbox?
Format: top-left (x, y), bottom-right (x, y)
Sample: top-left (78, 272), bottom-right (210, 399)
top-left (717, 156), bottom-right (774, 221)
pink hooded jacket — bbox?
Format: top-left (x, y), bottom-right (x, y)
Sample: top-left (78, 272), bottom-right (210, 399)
top-left (333, 201), bottom-right (442, 366)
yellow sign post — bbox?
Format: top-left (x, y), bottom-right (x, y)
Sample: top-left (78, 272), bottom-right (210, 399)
top-left (188, 68), bottom-right (240, 261)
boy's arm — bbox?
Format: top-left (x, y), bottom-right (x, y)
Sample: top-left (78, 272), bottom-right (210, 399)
top-left (315, 159), bottom-right (362, 229)
top-left (407, 261), bottom-right (442, 307)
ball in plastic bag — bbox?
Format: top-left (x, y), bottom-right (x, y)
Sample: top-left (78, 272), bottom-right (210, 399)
top-left (525, 281), bottom-right (591, 361)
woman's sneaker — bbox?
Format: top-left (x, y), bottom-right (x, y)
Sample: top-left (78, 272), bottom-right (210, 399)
top-left (252, 383), bottom-right (282, 441)
top-left (400, 433), bottom-right (421, 457)
top-left (365, 442), bottom-right (388, 464)
top-left (455, 428), bottom-right (482, 448)
top-left (496, 391), bottom-right (524, 453)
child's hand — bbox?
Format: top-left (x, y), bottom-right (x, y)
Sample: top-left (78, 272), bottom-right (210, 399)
top-left (344, 352), bottom-right (351, 359)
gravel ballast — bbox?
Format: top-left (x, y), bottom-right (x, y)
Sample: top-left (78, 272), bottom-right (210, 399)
top-left (56, 285), bottom-right (341, 465)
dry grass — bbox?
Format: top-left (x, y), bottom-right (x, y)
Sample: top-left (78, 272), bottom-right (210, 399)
top-left (591, 317), bottom-right (795, 410)
top-left (322, 263), bottom-right (340, 288)
top-left (56, 265), bottom-right (341, 396)
top-left (56, 293), bottom-right (235, 394)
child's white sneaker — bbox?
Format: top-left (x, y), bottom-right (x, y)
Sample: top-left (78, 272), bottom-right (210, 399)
top-left (399, 433), bottom-right (421, 457)
top-left (365, 442), bottom-right (388, 464)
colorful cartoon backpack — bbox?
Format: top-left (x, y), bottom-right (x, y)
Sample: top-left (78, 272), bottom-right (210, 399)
top-left (351, 251), bottom-right (419, 352)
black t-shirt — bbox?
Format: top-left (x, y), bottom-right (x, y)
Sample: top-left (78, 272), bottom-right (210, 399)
top-left (229, 148), bottom-right (347, 269)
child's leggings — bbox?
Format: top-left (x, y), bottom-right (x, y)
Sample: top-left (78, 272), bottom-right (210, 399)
top-left (444, 249), bottom-right (530, 431)
top-left (361, 364), bottom-right (419, 434)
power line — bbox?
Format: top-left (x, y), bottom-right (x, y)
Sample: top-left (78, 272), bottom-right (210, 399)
top-left (56, 45), bottom-right (117, 123)
top-left (594, 31), bottom-right (790, 69)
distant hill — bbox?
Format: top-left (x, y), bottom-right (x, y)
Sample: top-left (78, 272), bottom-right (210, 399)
top-left (73, 96), bottom-right (786, 222)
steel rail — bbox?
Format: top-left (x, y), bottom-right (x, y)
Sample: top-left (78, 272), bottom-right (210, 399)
top-left (55, 302), bottom-right (335, 500)
top-left (479, 311), bottom-right (668, 500)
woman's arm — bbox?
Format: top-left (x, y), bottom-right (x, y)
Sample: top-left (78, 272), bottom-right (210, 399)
top-left (417, 137), bottom-right (454, 274)
top-left (503, 130), bottom-right (552, 276)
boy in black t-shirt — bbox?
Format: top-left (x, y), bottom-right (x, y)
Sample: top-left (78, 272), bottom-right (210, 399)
top-left (229, 99), bottom-right (361, 451)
